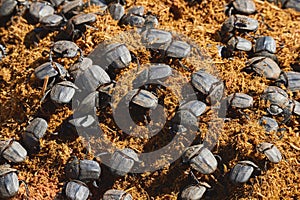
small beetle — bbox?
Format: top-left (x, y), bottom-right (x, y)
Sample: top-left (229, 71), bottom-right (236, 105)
top-left (284, 0), bottom-right (300, 11)
top-left (141, 28), bottom-right (172, 50)
top-left (22, 117), bottom-right (48, 153)
top-left (64, 180), bottom-right (89, 200)
top-left (246, 57), bottom-right (281, 79)
top-left (276, 71), bottom-right (300, 92)
top-left (29, 1), bottom-right (55, 23)
top-left (127, 5), bottom-right (144, 16)
top-left (50, 81), bottom-right (79, 104)
top-left (65, 157), bottom-right (101, 181)
top-left (0, 0), bottom-right (17, 17)
top-left (143, 14), bottom-right (159, 29)
top-left (76, 64), bottom-right (111, 92)
top-left (173, 109), bottom-right (198, 129)
top-left (65, 13), bottom-right (97, 40)
top-left (166, 40), bottom-right (191, 58)
top-left (227, 93), bottom-right (253, 109)
top-left (259, 116), bottom-right (279, 132)
top-left (108, 2), bottom-right (124, 20)
top-left (49, 0), bottom-right (65, 7)
top-left (61, 0), bottom-right (83, 18)
top-left (68, 115), bottom-right (96, 129)
top-left (50, 40), bottom-right (82, 61)
top-left (254, 36), bottom-right (277, 54)
top-left (227, 36), bottom-right (252, 52)
top-left (191, 70), bottom-right (224, 105)
top-left (103, 189), bottom-right (132, 200)
top-left (110, 148), bottom-right (139, 176)
top-left (180, 182), bottom-right (211, 200)
top-left (0, 139), bottom-right (27, 163)
top-left (40, 14), bottom-right (65, 30)
top-left (182, 144), bottom-right (218, 174)
top-left (69, 57), bottom-right (93, 79)
top-left (0, 165), bottom-right (19, 199)
top-left (34, 61), bottom-right (68, 80)
top-left (119, 13), bottom-right (145, 27)
top-left (179, 100), bottom-right (206, 117)
top-left (226, 0), bottom-right (256, 15)
top-left (129, 89), bottom-right (158, 109)
top-left (133, 64), bottom-right (172, 88)
top-left (257, 142), bottom-right (282, 163)
top-left (230, 160), bottom-right (259, 184)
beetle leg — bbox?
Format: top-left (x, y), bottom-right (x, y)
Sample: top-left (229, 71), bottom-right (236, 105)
top-left (41, 75), bottom-right (49, 97)
top-left (40, 89), bottom-right (51, 103)
top-left (19, 180), bottom-right (30, 200)
top-left (189, 170), bottom-right (200, 184)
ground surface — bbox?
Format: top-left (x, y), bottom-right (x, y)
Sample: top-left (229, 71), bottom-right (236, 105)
top-left (0, 0), bottom-right (299, 199)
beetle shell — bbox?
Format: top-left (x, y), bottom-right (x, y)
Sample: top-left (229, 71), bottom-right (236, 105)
top-left (62, 0), bottom-right (83, 15)
top-left (180, 183), bottom-right (210, 200)
top-left (127, 6), bottom-right (144, 16)
top-left (65, 158), bottom-right (101, 181)
top-left (76, 65), bottom-right (111, 92)
top-left (144, 14), bottom-right (159, 28)
top-left (246, 57), bottom-right (281, 79)
top-left (50, 81), bottom-right (78, 104)
top-left (234, 15), bottom-right (259, 32)
top-left (262, 86), bottom-right (290, 108)
top-left (68, 115), bottom-right (96, 128)
top-left (120, 13), bottom-right (145, 27)
top-left (255, 36), bottom-right (276, 54)
top-left (103, 43), bottom-right (132, 69)
top-left (277, 71), bottom-right (300, 92)
top-left (141, 28), bottom-right (172, 50)
top-left (109, 3), bottom-right (124, 20)
top-left (40, 14), bottom-right (64, 29)
top-left (230, 160), bottom-right (258, 183)
top-left (174, 110), bottom-right (198, 129)
top-left (232, 0), bottom-right (256, 14)
top-left (0, 166), bottom-right (19, 199)
top-left (0, 0), bottom-right (17, 17)
top-left (179, 100), bottom-right (206, 117)
top-left (49, 0), bottom-right (65, 7)
top-left (227, 36), bottom-right (252, 51)
top-left (69, 57), bottom-right (93, 78)
top-left (259, 116), bottom-right (278, 132)
top-left (110, 148), bottom-right (139, 176)
top-left (292, 100), bottom-right (300, 115)
top-left (227, 93), bottom-right (253, 108)
top-left (53, 40), bottom-right (80, 58)
top-left (284, 0), bottom-right (300, 11)
top-left (257, 142), bottom-right (282, 163)
top-left (103, 189), bottom-right (133, 200)
top-left (131, 89), bottom-right (158, 109)
top-left (166, 40), bottom-right (191, 58)
top-left (71, 13), bottom-right (97, 26)
top-left (25, 118), bottom-right (48, 139)
top-left (0, 140), bottom-right (27, 163)
top-left (182, 144), bottom-right (218, 174)
top-left (34, 62), bottom-right (67, 80)
top-left (29, 2), bottom-right (55, 22)
top-left (65, 180), bottom-right (89, 200)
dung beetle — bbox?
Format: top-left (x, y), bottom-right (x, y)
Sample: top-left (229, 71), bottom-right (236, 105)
top-left (40, 14), bottom-right (65, 30)
top-left (110, 148), bottom-right (139, 176)
top-left (65, 13), bottom-right (97, 40)
top-left (124, 89), bottom-right (158, 109)
top-left (179, 100), bottom-right (207, 117)
top-left (64, 180), bottom-right (89, 200)
top-left (226, 0), bottom-right (256, 15)
top-left (259, 116), bottom-right (278, 132)
top-left (0, 139), bottom-right (27, 163)
top-left (75, 64), bottom-right (111, 92)
top-left (103, 189), bottom-right (132, 200)
top-left (227, 36), bottom-right (252, 52)
top-left (257, 142), bottom-right (282, 163)
top-left (276, 71), bottom-right (300, 92)
top-left (29, 1), bottom-right (54, 23)
top-left (191, 70), bottom-right (224, 105)
top-left (254, 36), bottom-right (277, 54)
top-left (21, 117), bottom-right (48, 153)
top-left (61, 0), bottom-right (84, 18)
top-left (0, 165), bottom-right (19, 199)
top-left (102, 43), bottom-right (132, 70)
top-left (141, 28), bottom-right (172, 50)
top-left (119, 5), bottom-right (145, 27)
top-left (133, 64), bottom-right (172, 88)
top-left (65, 157), bottom-right (101, 181)
top-left (0, 0), bottom-right (18, 17)
top-left (182, 144), bottom-right (218, 174)
top-left (173, 109), bottom-right (198, 129)
top-left (50, 81), bottom-right (79, 104)
top-left (246, 57), bottom-right (281, 79)
top-left (180, 182), bottom-right (211, 200)
top-left (166, 40), bottom-right (191, 58)
top-left (50, 40), bottom-right (82, 61)
top-left (227, 93), bottom-right (253, 109)
top-left (230, 160), bottom-right (259, 184)
top-left (69, 57), bottom-right (93, 79)
top-left (34, 61), bottom-right (68, 81)
top-left (108, 2), bottom-right (124, 20)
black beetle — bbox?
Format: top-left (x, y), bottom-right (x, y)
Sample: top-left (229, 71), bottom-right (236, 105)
top-left (21, 117), bottom-right (48, 153)
top-left (64, 180), bottom-right (89, 200)
top-left (65, 157), bottom-right (101, 181)
top-left (29, 1), bottom-right (55, 23)
top-left (0, 165), bottom-right (19, 199)
top-left (102, 189), bottom-right (132, 200)
top-left (180, 182), bottom-right (211, 200)
top-left (110, 148), bottom-right (139, 176)
top-left (50, 40), bottom-right (82, 61)
top-left (108, 2), bottom-right (125, 20)
top-left (230, 160), bottom-right (259, 184)
top-left (50, 81), bottom-right (79, 104)
top-left (0, 139), bottom-right (27, 163)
